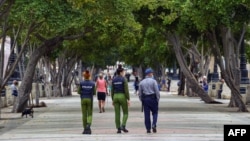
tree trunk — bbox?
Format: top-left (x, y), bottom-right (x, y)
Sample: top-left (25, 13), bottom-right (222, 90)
top-left (62, 74), bottom-right (71, 96)
top-left (209, 27), bottom-right (248, 112)
top-left (167, 33), bottom-right (221, 103)
top-left (178, 71), bottom-right (185, 96)
top-left (44, 59), bottom-right (53, 97)
top-left (54, 75), bottom-right (62, 97)
top-left (186, 82), bottom-right (192, 97)
top-left (62, 65), bottom-right (76, 96)
top-left (14, 36), bottom-right (64, 113)
top-left (35, 82), bottom-right (40, 106)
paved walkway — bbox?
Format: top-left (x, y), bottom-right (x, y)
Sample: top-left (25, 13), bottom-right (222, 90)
top-left (1, 81), bottom-right (250, 141)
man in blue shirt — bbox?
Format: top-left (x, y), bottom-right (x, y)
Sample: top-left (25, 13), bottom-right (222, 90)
top-left (139, 68), bottom-right (160, 133)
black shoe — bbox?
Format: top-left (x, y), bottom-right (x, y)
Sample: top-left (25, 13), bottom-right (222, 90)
top-left (147, 130), bottom-right (151, 133)
top-left (117, 128), bottom-right (121, 133)
top-left (86, 128), bottom-right (91, 134)
top-left (121, 125), bottom-right (128, 133)
top-left (84, 129), bottom-right (90, 134)
top-left (82, 129), bottom-right (87, 134)
top-left (85, 124), bottom-right (91, 134)
top-left (152, 127), bottom-right (157, 133)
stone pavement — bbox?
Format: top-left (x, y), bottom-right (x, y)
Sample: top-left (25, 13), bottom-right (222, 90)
top-left (0, 81), bottom-right (250, 141)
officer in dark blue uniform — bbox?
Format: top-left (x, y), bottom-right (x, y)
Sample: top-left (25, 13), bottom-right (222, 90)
top-left (111, 64), bottom-right (130, 133)
top-left (139, 68), bottom-right (160, 133)
top-left (78, 70), bottom-right (96, 134)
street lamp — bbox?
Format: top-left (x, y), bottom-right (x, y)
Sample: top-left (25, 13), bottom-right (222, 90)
top-left (211, 61), bottom-right (219, 82)
top-left (240, 37), bottom-right (249, 94)
top-left (240, 38), bottom-right (249, 84)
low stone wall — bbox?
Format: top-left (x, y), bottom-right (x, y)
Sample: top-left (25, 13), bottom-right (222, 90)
top-left (208, 81), bottom-right (231, 99)
top-left (1, 83), bottom-right (46, 108)
top-left (1, 85), bottom-right (14, 108)
top-left (245, 85), bottom-right (250, 105)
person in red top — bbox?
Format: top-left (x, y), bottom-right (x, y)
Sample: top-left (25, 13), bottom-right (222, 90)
top-left (96, 73), bottom-right (108, 113)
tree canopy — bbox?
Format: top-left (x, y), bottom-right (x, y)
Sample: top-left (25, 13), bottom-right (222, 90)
top-left (1, 0), bottom-right (250, 112)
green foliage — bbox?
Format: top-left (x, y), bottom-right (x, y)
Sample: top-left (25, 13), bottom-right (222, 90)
top-left (65, 0), bottom-right (142, 68)
top-left (5, 0), bottom-right (250, 72)
top-left (6, 0), bottom-right (143, 69)
top-left (8, 0), bottom-right (86, 46)
top-left (130, 0), bottom-right (178, 68)
top-left (182, 0), bottom-right (250, 32)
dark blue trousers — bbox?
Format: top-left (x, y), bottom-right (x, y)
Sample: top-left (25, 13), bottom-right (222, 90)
top-left (143, 97), bottom-right (158, 131)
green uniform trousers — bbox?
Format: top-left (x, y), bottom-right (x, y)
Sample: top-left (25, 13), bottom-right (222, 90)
top-left (113, 93), bottom-right (129, 129)
top-left (81, 98), bottom-right (93, 128)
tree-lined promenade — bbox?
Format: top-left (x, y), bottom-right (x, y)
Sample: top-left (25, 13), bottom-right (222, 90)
top-left (0, 0), bottom-right (250, 114)
top-left (0, 81), bottom-right (250, 140)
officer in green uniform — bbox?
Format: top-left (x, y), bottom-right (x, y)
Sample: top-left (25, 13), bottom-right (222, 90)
top-left (111, 64), bottom-right (130, 133)
top-left (78, 70), bottom-right (96, 134)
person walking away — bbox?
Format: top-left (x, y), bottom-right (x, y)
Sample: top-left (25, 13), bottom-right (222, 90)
top-left (111, 64), bottom-right (130, 133)
top-left (139, 68), bottom-right (160, 133)
top-left (134, 76), bottom-right (139, 95)
top-left (218, 78), bottom-right (224, 99)
top-left (96, 73), bottom-right (108, 113)
top-left (125, 72), bottom-right (131, 82)
top-left (11, 80), bottom-right (18, 113)
top-left (166, 78), bottom-right (171, 92)
top-left (161, 77), bottom-right (166, 91)
top-left (78, 70), bottom-right (96, 134)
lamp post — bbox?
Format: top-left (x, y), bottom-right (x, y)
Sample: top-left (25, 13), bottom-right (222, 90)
top-left (239, 37), bottom-right (249, 94)
top-left (211, 61), bottom-right (219, 82)
top-left (240, 38), bottom-right (249, 84)
top-left (209, 60), bottom-right (219, 93)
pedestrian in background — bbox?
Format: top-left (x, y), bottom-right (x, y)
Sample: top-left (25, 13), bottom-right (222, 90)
top-left (134, 76), bottom-right (139, 95)
top-left (218, 78), bottom-right (224, 99)
top-left (160, 77), bottom-right (166, 91)
top-left (202, 76), bottom-right (208, 94)
top-left (111, 64), bottom-right (130, 133)
top-left (78, 70), bottom-right (96, 134)
top-left (166, 78), bottom-right (171, 92)
top-left (96, 73), bottom-right (108, 113)
top-left (139, 68), bottom-right (160, 133)
top-left (11, 80), bottom-right (18, 113)
top-left (11, 80), bottom-right (18, 97)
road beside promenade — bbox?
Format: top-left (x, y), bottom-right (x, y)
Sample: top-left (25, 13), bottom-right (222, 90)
top-left (1, 81), bottom-right (250, 141)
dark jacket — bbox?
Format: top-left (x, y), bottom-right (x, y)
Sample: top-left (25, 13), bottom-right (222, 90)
top-left (111, 76), bottom-right (130, 100)
top-left (112, 76), bottom-right (125, 93)
top-left (78, 80), bottom-right (96, 99)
